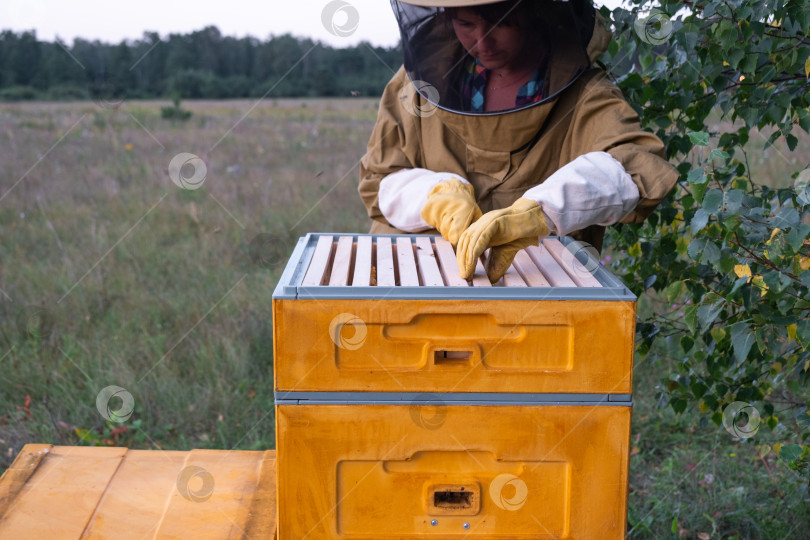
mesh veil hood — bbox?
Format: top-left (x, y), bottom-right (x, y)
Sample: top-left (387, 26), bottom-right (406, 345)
top-left (392, 0), bottom-right (597, 115)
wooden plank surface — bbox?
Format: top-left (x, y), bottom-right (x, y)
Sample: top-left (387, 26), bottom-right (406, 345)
top-left (0, 444), bottom-right (53, 522)
top-left (376, 237), bottom-right (396, 286)
top-left (414, 237), bottom-right (444, 286)
top-left (433, 238), bottom-right (468, 287)
top-left (542, 238), bottom-right (603, 287)
top-left (0, 446), bottom-right (128, 538)
top-left (512, 249), bottom-right (551, 287)
top-left (502, 263), bottom-right (527, 287)
top-left (155, 449), bottom-right (269, 538)
top-left (83, 450), bottom-right (188, 538)
top-left (470, 256), bottom-right (491, 287)
top-left (526, 245), bottom-right (576, 287)
top-left (328, 236), bottom-right (354, 286)
top-left (242, 452), bottom-right (279, 539)
top-left (302, 235), bottom-right (334, 286)
top-left (395, 237), bottom-right (419, 287)
top-left (351, 236), bottom-right (372, 286)
top-left (0, 445), bottom-right (278, 540)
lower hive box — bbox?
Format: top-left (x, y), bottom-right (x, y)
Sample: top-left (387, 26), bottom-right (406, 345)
top-left (275, 403), bottom-right (631, 538)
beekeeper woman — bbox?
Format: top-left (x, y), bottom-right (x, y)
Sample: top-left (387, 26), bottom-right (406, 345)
top-left (358, 0), bottom-right (679, 282)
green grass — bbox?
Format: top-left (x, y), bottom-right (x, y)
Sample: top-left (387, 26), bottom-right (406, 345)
top-left (1, 98), bottom-right (808, 538)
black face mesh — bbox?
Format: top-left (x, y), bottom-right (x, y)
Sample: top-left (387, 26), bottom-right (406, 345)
top-left (391, 0), bottom-right (595, 115)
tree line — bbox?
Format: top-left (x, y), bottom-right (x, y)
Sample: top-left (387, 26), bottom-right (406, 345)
top-left (0, 26), bottom-right (403, 101)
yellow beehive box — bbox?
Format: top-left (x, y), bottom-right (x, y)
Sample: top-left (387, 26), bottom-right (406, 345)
top-left (272, 234), bottom-right (636, 395)
top-left (276, 404), bottom-right (631, 539)
top-left (272, 234), bottom-right (637, 539)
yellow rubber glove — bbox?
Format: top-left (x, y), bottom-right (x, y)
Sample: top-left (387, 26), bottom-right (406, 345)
top-left (456, 198), bottom-right (549, 283)
top-left (420, 179), bottom-right (483, 246)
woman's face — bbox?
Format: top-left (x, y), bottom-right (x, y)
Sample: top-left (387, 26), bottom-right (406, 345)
top-left (451, 8), bottom-right (530, 72)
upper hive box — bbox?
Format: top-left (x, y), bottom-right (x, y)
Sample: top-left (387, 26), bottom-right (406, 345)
top-left (272, 234), bottom-right (636, 396)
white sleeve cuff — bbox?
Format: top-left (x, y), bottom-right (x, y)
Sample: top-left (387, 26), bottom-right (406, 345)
top-left (379, 169), bottom-right (470, 232)
top-left (522, 152), bottom-right (639, 236)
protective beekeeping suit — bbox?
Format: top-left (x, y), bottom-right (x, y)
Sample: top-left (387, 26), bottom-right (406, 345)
top-left (358, 0), bottom-right (679, 282)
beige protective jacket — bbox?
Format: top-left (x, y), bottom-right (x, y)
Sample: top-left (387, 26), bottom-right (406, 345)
top-left (358, 16), bottom-right (679, 251)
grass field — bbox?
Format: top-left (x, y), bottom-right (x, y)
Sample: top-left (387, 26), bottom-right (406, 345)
top-left (1, 98), bottom-right (808, 538)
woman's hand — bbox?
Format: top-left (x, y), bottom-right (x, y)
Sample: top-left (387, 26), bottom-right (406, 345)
top-left (456, 198), bottom-right (549, 283)
top-left (420, 178), bottom-right (482, 246)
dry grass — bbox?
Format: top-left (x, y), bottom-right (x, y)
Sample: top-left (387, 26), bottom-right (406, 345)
top-left (0, 97), bottom-right (378, 464)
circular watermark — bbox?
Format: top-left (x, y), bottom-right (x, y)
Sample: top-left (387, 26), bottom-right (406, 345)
top-left (328, 313), bottom-right (367, 350)
top-left (633, 8), bottom-right (673, 45)
top-left (248, 233), bottom-right (290, 268)
top-left (168, 152), bottom-right (207, 190)
top-left (321, 0), bottom-right (360, 37)
top-left (89, 75), bottom-right (128, 109)
top-left (408, 394), bottom-right (447, 431)
top-left (401, 80), bottom-right (440, 118)
top-left (16, 305), bottom-right (55, 341)
top-left (489, 473), bottom-right (528, 511)
top-left (795, 168), bottom-right (810, 206)
top-left (722, 401), bottom-right (761, 439)
top-left (176, 465), bottom-right (215, 502)
top-left (95, 385), bottom-right (135, 423)
top-left (560, 240), bottom-right (600, 279)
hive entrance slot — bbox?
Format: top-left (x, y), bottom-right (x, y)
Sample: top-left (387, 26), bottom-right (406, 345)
top-left (434, 489), bottom-right (472, 508)
top-left (434, 350), bottom-right (472, 365)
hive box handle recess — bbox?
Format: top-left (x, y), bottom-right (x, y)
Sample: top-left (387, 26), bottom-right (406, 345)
top-left (433, 349), bottom-right (473, 366)
top-left (428, 484), bottom-right (480, 516)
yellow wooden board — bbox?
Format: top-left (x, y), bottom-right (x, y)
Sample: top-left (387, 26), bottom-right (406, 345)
top-left (0, 445), bottom-right (276, 539)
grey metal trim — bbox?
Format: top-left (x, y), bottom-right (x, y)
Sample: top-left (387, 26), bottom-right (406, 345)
top-left (274, 391), bottom-right (633, 407)
top-left (276, 399), bottom-right (632, 407)
top-left (272, 236), bottom-right (313, 299)
top-left (608, 394), bottom-right (633, 402)
top-left (272, 233), bottom-right (636, 301)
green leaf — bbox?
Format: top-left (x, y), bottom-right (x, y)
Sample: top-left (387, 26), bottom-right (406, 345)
top-left (755, 326), bottom-right (768, 354)
top-left (727, 47), bottom-right (745, 69)
top-left (762, 271), bottom-right (791, 294)
top-left (688, 131), bottom-right (710, 146)
top-left (730, 321), bottom-right (756, 363)
top-left (740, 53), bottom-right (758, 74)
top-left (724, 190), bottom-right (744, 214)
top-left (687, 167), bottom-right (708, 184)
top-left (702, 189), bottom-right (724, 214)
top-left (671, 398), bottom-right (687, 414)
top-left (797, 320), bottom-right (810, 350)
top-left (692, 181), bottom-right (708, 204)
top-left (666, 280), bottom-right (686, 302)
top-left (698, 300), bottom-right (724, 331)
top-left (786, 134), bottom-right (798, 151)
top-left (799, 111), bottom-right (810, 133)
top-left (709, 149), bottom-right (730, 161)
top-left (688, 238), bottom-right (720, 264)
top-left (778, 444), bottom-right (803, 461)
top-left (785, 224), bottom-right (810, 251)
top-left (690, 208), bottom-right (709, 234)
top-left (684, 305), bottom-right (698, 334)
top-left (690, 381), bottom-right (708, 399)
top-left (773, 206), bottom-right (800, 229)
top-left (681, 335), bottom-right (695, 352)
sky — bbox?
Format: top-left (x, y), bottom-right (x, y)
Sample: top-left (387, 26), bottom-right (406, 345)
top-left (1, 0), bottom-right (625, 48)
